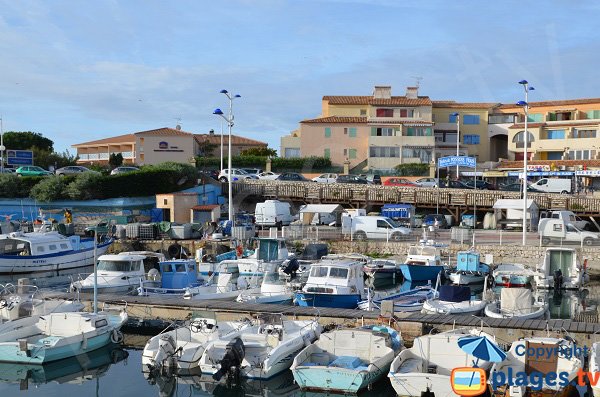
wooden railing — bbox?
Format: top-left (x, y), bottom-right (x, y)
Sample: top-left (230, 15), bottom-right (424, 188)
top-left (232, 180), bottom-right (600, 213)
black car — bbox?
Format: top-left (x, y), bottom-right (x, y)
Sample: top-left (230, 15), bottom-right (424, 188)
top-left (199, 169), bottom-right (220, 180)
top-left (462, 180), bottom-right (495, 190)
top-left (499, 183), bottom-right (542, 193)
top-left (336, 174), bottom-right (369, 184)
top-left (276, 172), bottom-right (311, 182)
top-left (366, 174), bottom-right (382, 185)
top-left (439, 180), bottom-right (470, 189)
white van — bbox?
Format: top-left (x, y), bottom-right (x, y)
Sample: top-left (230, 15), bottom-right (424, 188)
top-left (254, 200), bottom-right (294, 228)
top-left (344, 216), bottom-right (411, 241)
top-left (530, 178), bottom-right (572, 194)
top-left (539, 210), bottom-right (589, 230)
top-left (538, 218), bottom-right (599, 246)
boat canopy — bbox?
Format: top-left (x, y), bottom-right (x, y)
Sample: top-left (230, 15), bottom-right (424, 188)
top-left (500, 288), bottom-right (533, 313)
top-left (439, 285), bottom-right (471, 302)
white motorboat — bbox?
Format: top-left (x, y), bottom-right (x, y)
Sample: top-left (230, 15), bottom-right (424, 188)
top-left (534, 247), bottom-right (588, 290)
top-left (363, 259), bottom-right (401, 281)
top-left (493, 263), bottom-right (536, 287)
top-left (490, 336), bottom-right (583, 396)
top-left (0, 231), bottom-right (111, 274)
top-left (485, 287), bottom-right (547, 319)
top-left (291, 325), bottom-right (402, 393)
top-left (199, 314), bottom-right (321, 380)
top-left (358, 282), bottom-right (437, 313)
top-left (70, 253), bottom-right (148, 293)
top-left (422, 283), bottom-right (487, 315)
top-left (236, 272), bottom-right (295, 305)
top-left (184, 267), bottom-right (262, 301)
top-left (388, 328), bottom-right (495, 397)
top-left (142, 314), bottom-right (252, 375)
top-left (399, 241), bottom-right (447, 282)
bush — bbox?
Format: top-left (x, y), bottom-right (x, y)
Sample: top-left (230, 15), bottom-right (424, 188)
top-left (64, 172), bottom-right (104, 200)
top-left (394, 163), bottom-right (429, 176)
top-left (194, 155), bottom-right (332, 172)
top-left (29, 176), bottom-right (69, 202)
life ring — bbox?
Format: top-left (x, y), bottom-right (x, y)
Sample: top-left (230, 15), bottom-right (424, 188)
top-left (110, 330), bottom-right (124, 344)
top-left (236, 245), bottom-right (243, 258)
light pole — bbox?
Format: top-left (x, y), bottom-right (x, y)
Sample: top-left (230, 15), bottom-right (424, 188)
top-left (451, 112), bottom-right (460, 179)
top-left (0, 117), bottom-right (4, 173)
top-left (517, 80), bottom-right (535, 246)
top-left (220, 122), bottom-right (224, 172)
top-left (213, 90), bottom-right (241, 225)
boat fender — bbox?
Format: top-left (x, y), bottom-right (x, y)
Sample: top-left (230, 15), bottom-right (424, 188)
top-left (0, 299), bottom-right (6, 309)
top-left (111, 329), bottom-right (124, 344)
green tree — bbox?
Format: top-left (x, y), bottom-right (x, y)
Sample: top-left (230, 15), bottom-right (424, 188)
top-left (240, 147), bottom-right (277, 157)
top-left (29, 176), bottom-right (68, 202)
top-left (109, 153), bottom-right (124, 169)
top-left (196, 139), bottom-right (218, 156)
top-left (3, 131), bottom-right (53, 152)
top-left (31, 148), bottom-right (78, 169)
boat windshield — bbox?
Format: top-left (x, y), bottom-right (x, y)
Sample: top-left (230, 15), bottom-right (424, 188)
top-left (97, 260), bottom-right (141, 272)
top-left (310, 266), bottom-right (329, 277)
top-left (263, 272), bottom-right (285, 285)
top-left (329, 267), bottom-right (348, 279)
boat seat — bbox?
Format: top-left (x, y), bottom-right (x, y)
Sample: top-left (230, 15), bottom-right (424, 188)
top-left (398, 357), bottom-right (423, 373)
top-left (329, 356), bottom-right (365, 369)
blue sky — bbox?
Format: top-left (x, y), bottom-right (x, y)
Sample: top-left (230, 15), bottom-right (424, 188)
top-left (0, 1), bottom-right (599, 154)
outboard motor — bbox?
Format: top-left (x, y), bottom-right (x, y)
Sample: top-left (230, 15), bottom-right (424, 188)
top-left (212, 337), bottom-right (245, 383)
top-left (147, 334), bottom-right (178, 376)
top-left (554, 269), bottom-right (564, 290)
top-left (280, 258), bottom-right (300, 278)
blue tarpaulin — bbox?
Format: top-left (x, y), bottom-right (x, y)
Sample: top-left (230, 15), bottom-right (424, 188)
top-left (439, 285), bottom-right (471, 302)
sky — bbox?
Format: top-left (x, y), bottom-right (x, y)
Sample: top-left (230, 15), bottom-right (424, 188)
top-left (0, 0), bottom-right (599, 154)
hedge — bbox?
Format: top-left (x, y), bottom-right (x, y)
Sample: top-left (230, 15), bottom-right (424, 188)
top-left (394, 163), bottom-right (430, 176)
top-left (194, 156), bottom-right (332, 172)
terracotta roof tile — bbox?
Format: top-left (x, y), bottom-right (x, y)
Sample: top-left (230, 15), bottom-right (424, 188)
top-left (134, 127), bottom-right (193, 136)
top-left (508, 120), bottom-right (600, 129)
top-left (432, 101), bottom-right (501, 109)
top-left (192, 205), bottom-right (220, 211)
top-left (498, 97), bottom-right (600, 109)
top-left (497, 159), bottom-right (600, 169)
top-left (301, 116), bottom-right (367, 124)
top-left (323, 96), bottom-right (432, 106)
top-left (72, 133), bottom-right (136, 147)
top-left (194, 134), bottom-right (267, 146)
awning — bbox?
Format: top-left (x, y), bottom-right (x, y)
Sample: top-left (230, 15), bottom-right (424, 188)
top-left (483, 171), bottom-right (507, 178)
top-left (299, 204), bottom-right (345, 214)
top-left (493, 199), bottom-right (537, 210)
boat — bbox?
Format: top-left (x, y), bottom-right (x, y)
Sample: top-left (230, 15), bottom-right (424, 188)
top-left (236, 272), bottom-right (295, 305)
top-left (290, 325), bottom-right (402, 393)
top-left (236, 238), bottom-right (290, 277)
top-left (447, 251), bottom-right (491, 285)
top-left (184, 263), bottom-right (262, 301)
top-left (388, 328), bottom-right (496, 397)
top-left (142, 312), bottom-right (252, 375)
top-left (358, 281), bottom-right (437, 313)
top-left (399, 240), bottom-right (446, 282)
top-left (492, 263), bottom-right (536, 287)
top-left (0, 230), bottom-right (111, 274)
top-left (490, 336), bottom-right (583, 396)
top-left (363, 259), bottom-right (401, 281)
top-left (484, 287), bottom-right (547, 319)
top-left (137, 259), bottom-right (200, 296)
top-left (0, 309), bottom-right (128, 364)
top-left (295, 257), bottom-right (365, 309)
top-left (534, 247), bottom-right (588, 290)
top-left (70, 253), bottom-right (149, 294)
top-left (590, 342), bottom-right (600, 397)
top-left (199, 314), bottom-right (321, 380)
top-left (422, 284), bottom-right (487, 315)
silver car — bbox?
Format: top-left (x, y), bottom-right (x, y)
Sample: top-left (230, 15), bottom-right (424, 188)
top-left (312, 173), bottom-right (338, 183)
top-left (414, 177), bottom-right (439, 188)
top-left (110, 166), bottom-right (140, 175)
top-left (55, 165), bottom-right (98, 176)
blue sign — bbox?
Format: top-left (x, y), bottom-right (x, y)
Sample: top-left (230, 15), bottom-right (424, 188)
top-left (507, 171), bottom-right (573, 177)
top-left (6, 150), bottom-right (33, 165)
top-left (438, 156), bottom-right (476, 168)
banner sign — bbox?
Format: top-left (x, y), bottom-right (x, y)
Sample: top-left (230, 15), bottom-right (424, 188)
top-left (6, 150), bottom-right (33, 166)
top-left (438, 156), bottom-right (476, 168)
top-left (507, 171), bottom-right (573, 177)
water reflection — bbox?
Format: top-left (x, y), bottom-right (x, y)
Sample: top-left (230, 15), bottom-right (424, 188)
top-left (0, 265), bottom-right (94, 289)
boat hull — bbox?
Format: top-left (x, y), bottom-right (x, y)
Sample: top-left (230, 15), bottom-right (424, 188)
top-left (389, 372), bottom-right (458, 397)
top-left (422, 299), bottom-right (486, 315)
top-left (295, 292), bottom-right (361, 309)
top-left (400, 264), bottom-right (443, 282)
top-left (448, 272), bottom-right (485, 285)
top-left (484, 303), bottom-right (546, 320)
top-left (493, 275), bottom-right (531, 287)
top-left (293, 363), bottom-right (389, 393)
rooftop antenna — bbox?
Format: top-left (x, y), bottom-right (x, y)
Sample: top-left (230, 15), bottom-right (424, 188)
top-left (411, 76), bottom-right (423, 88)
top-left (174, 117), bottom-right (182, 130)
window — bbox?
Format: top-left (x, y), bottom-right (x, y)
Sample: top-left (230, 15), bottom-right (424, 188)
top-left (284, 148), bottom-right (300, 158)
top-left (329, 268), bottom-right (348, 278)
top-left (349, 149), bottom-right (357, 159)
top-left (324, 127), bottom-right (331, 138)
top-left (377, 220), bottom-right (392, 228)
top-left (343, 149), bottom-right (347, 156)
top-left (400, 109), bottom-right (414, 117)
top-left (402, 148), bottom-right (432, 162)
top-left (568, 150), bottom-right (596, 160)
top-left (376, 108), bottom-right (394, 117)
top-left (371, 127), bottom-right (395, 136)
top-left (464, 135), bottom-right (480, 144)
top-left (573, 129), bottom-right (596, 138)
top-left (95, 319), bottom-right (108, 328)
top-left (370, 146), bottom-right (400, 158)
top-left (60, 243), bottom-right (68, 249)
top-left (324, 149), bottom-right (330, 159)
top-left (310, 266), bottom-right (329, 277)
top-left (162, 264), bottom-right (173, 273)
top-left (546, 130), bottom-right (565, 139)
top-left (49, 244), bottom-right (57, 251)
top-left (343, 128), bottom-right (347, 135)
top-left (37, 246), bottom-right (45, 253)
top-left (489, 114), bottom-right (516, 124)
top-left (163, 199), bottom-right (168, 205)
top-left (349, 127), bottom-right (357, 137)
top-left (360, 109), bottom-right (367, 116)
top-left (512, 131), bottom-right (535, 147)
top-left (463, 115), bottom-right (480, 125)
top-left (527, 113), bottom-right (543, 122)
top-left (175, 264), bottom-right (186, 272)
top-left (435, 131), bottom-right (457, 144)
top-left (405, 127), bottom-right (432, 136)
top-left (546, 152), bottom-right (563, 160)
top-left (449, 114), bottom-right (458, 123)
top-left (548, 112), bottom-right (572, 121)
top-left (586, 110), bottom-right (600, 119)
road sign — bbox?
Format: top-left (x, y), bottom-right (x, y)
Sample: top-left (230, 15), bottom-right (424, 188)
top-left (7, 150), bottom-right (33, 166)
top-left (437, 156), bottom-right (476, 168)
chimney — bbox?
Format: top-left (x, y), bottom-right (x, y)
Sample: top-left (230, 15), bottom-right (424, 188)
top-left (209, 129), bottom-right (215, 135)
top-left (373, 86), bottom-right (392, 99)
top-left (406, 86), bottom-right (418, 99)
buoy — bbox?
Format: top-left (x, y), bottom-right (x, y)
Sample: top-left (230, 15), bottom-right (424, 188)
top-left (110, 329), bottom-right (124, 344)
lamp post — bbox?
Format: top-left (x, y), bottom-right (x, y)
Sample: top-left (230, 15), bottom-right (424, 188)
top-left (213, 90), bottom-right (241, 225)
top-left (450, 112), bottom-right (460, 179)
top-left (0, 116), bottom-right (4, 173)
top-left (220, 122), bottom-right (224, 172)
top-left (517, 80), bottom-right (535, 246)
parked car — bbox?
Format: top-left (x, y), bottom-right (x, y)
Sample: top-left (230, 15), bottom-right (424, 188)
top-left (55, 165), bottom-right (98, 176)
top-left (349, 216), bottom-right (411, 241)
top-left (529, 178), bottom-right (572, 194)
top-left (257, 171), bottom-right (280, 180)
top-left (383, 177), bottom-right (418, 187)
top-left (414, 177), bottom-right (439, 188)
top-left (217, 168), bottom-right (258, 182)
top-left (499, 183), bottom-right (541, 193)
top-left (276, 172), bottom-right (311, 182)
top-left (110, 166), bottom-right (140, 175)
top-left (366, 174), bottom-right (382, 185)
top-left (336, 174), bottom-right (369, 184)
top-left (199, 169), bottom-right (220, 180)
top-left (241, 168), bottom-right (263, 177)
top-left (439, 180), bottom-right (470, 189)
top-left (15, 166), bottom-right (52, 177)
top-left (312, 173), bottom-right (338, 183)
top-left (0, 168), bottom-right (15, 174)
top-left (462, 179), bottom-right (495, 190)
top-left (423, 214), bottom-right (449, 229)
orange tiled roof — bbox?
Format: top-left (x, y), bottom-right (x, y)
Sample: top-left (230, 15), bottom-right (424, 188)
top-left (72, 133), bottom-right (136, 147)
top-left (432, 101), bottom-right (501, 109)
top-left (508, 120), bottom-right (600, 129)
top-left (301, 116), bottom-right (367, 124)
top-left (498, 160), bottom-right (600, 169)
top-left (135, 127), bottom-right (193, 136)
top-left (194, 134), bottom-right (267, 146)
top-left (498, 97), bottom-right (600, 109)
top-left (323, 96), bottom-right (432, 106)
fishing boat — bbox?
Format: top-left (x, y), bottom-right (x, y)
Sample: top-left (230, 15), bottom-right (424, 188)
top-left (184, 263), bottom-right (261, 301)
top-left (447, 251), bottom-right (491, 285)
top-left (422, 284), bottom-right (487, 315)
top-left (236, 272), bottom-right (295, 305)
top-left (363, 259), bottom-right (401, 281)
top-left (399, 240), bottom-right (446, 282)
top-left (290, 325), bottom-right (403, 393)
top-left (490, 336), bottom-right (583, 396)
top-left (199, 314), bottom-right (321, 380)
top-left (295, 257), bottom-right (365, 309)
top-left (142, 313), bottom-right (252, 375)
top-left (236, 238), bottom-right (289, 277)
top-left (0, 230), bottom-right (111, 274)
top-left (534, 247), bottom-right (588, 290)
top-left (137, 259), bottom-right (200, 296)
top-left (70, 253), bottom-right (148, 293)
top-left (388, 328), bottom-right (496, 397)
top-left (358, 282), bottom-right (437, 313)
top-left (492, 263), bottom-right (536, 287)
top-left (484, 287), bottom-right (547, 319)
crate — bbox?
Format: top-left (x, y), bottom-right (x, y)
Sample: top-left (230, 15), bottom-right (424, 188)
top-left (170, 224), bottom-right (192, 240)
top-left (125, 223), bottom-right (141, 239)
top-left (139, 223), bottom-right (157, 240)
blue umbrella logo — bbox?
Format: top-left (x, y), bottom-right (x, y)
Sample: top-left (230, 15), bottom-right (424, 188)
top-left (457, 335), bottom-right (507, 388)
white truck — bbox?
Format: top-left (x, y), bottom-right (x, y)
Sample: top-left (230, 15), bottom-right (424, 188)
top-left (539, 210), bottom-right (590, 231)
top-left (254, 200), bottom-right (294, 229)
top-left (538, 218), bottom-right (599, 246)
top-left (343, 215), bottom-right (411, 241)
top-left (529, 178), bottom-right (572, 194)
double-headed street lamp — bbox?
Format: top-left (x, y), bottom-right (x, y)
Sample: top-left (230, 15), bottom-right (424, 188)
top-left (213, 90), bottom-right (241, 225)
top-left (517, 80), bottom-right (535, 246)
top-left (450, 112), bottom-right (460, 179)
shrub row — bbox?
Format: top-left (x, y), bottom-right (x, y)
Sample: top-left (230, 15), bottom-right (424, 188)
top-left (194, 156), bottom-right (332, 172)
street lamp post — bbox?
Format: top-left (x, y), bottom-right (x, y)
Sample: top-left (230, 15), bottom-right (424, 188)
top-left (451, 112), bottom-right (460, 179)
top-left (0, 117), bottom-right (4, 173)
top-left (517, 80), bottom-right (535, 246)
top-left (220, 122), bottom-right (224, 172)
top-left (213, 90), bottom-right (241, 226)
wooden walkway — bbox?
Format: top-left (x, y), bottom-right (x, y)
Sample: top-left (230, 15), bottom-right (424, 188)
top-left (232, 180), bottom-right (600, 215)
